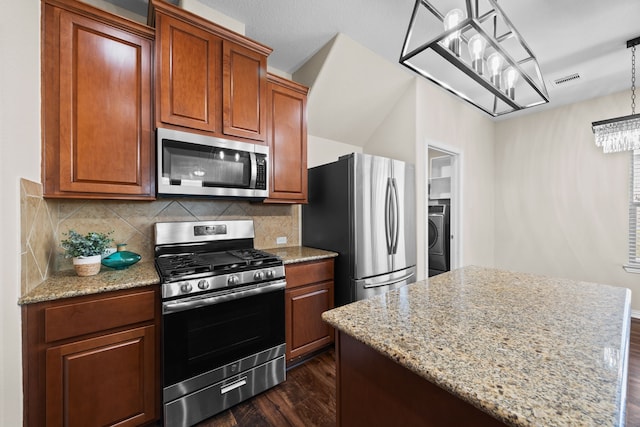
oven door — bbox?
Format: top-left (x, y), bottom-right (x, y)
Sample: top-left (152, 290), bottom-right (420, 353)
top-left (162, 279), bottom-right (285, 390)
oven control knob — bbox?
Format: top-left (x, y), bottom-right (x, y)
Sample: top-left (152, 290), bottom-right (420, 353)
top-left (228, 275), bottom-right (239, 286)
top-left (180, 282), bottom-right (193, 293)
top-left (253, 271), bottom-right (264, 281)
top-left (265, 270), bottom-right (275, 279)
top-left (197, 279), bottom-right (209, 290)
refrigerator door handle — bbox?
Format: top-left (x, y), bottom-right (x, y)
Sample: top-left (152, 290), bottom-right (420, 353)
top-left (362, 271), bottom-right (415, 289)
top-left (385, 177), bottom-right (393, 254)
top-left (391, 177), bottom-right (400, 254)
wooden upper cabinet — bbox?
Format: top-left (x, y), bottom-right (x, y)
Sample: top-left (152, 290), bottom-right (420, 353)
top-left (265, 74), bottom-right (309, 203)
top-left (223, 41), bottom-right (268, 142)
top-left (42, 1), bottom-right (155, 199)
top-left (152, 0), bottom-right (271, 143)
top-left (157, 13), bottom-right (220, 133)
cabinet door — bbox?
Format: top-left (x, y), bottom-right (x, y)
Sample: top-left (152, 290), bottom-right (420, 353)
top-left (265, 76), bottom-right (308, 203)
top-left (50, 10), bottom-right (153, 198)
top-left (285, 281), bottom-right (334, 362)
top-left (46, 325), bottom-right (156, 427)
top-left (157, 13), bottom-right (220, 132)
top-left (222, 40), bottom-right (267, 141)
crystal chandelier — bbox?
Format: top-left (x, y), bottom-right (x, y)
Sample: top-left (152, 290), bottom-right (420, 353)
top-left (399, 0), bottom-right (549, 117)
top-left (592, 37), bottom-right (640, 154)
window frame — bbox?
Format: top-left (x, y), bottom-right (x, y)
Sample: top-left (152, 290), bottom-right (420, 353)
top-left (624, 149), bottom-right (640, 273)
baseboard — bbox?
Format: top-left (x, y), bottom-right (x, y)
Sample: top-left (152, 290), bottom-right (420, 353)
top-left (286, 344), bottom-right (334, 370)
top-left (632, 310), bottom-right (640, 319)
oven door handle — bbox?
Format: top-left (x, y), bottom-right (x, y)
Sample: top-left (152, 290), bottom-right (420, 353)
top-left (220, 376), bottom-right (248, 395)
top-left (162, 279), bottom-right (286, 314)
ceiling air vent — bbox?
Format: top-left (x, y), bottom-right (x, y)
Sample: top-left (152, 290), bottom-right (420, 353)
top-left (553, 73), bottom-right (581, 86)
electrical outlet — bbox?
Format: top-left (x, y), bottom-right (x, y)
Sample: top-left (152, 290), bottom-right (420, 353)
top-left (276, 236), bottom-right (287, 245)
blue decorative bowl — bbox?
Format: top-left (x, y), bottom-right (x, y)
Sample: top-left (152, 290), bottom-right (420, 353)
top-left (101, 244), bottom-right (141, 270)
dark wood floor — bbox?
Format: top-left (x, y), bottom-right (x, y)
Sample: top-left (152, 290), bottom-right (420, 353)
top-left (199, 319), bottom-right (640, 426)
top-left (627, 318), bottom-right (640, 426)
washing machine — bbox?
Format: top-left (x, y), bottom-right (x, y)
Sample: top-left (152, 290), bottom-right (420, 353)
top-left (428, 204), bottom-right (450, 277)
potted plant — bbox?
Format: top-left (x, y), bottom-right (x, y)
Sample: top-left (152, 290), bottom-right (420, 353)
top-left (61, 230), bottom-right (114, 276)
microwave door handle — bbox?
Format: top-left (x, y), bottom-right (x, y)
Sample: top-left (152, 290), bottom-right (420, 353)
top-left (249, 152), bottom-right (257, 188)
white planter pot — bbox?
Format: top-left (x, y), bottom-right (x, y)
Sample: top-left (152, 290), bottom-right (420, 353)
top-left (72, 255), bottom-right (102, 276)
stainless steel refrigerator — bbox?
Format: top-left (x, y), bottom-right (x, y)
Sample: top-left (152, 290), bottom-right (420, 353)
top-left (302, 153), bottom-right (416, 306)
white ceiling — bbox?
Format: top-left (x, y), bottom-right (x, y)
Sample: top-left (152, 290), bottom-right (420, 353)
top-left (194, 0), bottom-right (640, 117)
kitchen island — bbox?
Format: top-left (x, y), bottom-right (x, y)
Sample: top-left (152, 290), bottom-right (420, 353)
top-left (322, 266), bottom-right (631, 426)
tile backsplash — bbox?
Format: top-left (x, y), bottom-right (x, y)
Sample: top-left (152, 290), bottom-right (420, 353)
top-left (20, 178), bottom-right (300, 295)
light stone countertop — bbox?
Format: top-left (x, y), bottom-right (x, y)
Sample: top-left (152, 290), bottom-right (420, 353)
top-left (18, 246), bottom-right (335, 305)
top-left (18, 261), bottom-right (160, 305)
top-left (261, 245), bottom-right (338, 264)
top-left (322, 265), bottom-right (631, 427)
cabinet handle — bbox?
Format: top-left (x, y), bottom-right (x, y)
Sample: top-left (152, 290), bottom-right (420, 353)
top-left (220, 377), bottom-right (247, 394)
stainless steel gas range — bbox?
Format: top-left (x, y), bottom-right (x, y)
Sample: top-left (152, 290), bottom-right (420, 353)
top-left (154, 220), bottom-right (286, 427)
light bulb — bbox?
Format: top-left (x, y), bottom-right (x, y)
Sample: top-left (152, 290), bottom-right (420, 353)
top-left (468, 34), bottom-right (487, 75)
top-left (486, 52), bottom-right (504, 88)
top-left (504, 66), bottom-right (519, 100)
top-left (443, 9), bottom-right (464, 57)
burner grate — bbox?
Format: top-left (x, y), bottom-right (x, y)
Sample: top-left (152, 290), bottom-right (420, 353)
top-left (157, 254), bottom-right (212, 278)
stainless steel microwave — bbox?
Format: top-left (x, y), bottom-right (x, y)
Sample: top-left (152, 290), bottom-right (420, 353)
top-left (157, 128), bottom-right (268, 199)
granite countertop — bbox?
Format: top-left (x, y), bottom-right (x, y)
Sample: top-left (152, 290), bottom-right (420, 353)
top-left (261, 245), bottom-right (337, 264)
top-left (322, 265), bottom-right (631, 427)
top-left (18, 261), bottom-right (160, 305)
top-left (18, 246), bottom-right (335, 305)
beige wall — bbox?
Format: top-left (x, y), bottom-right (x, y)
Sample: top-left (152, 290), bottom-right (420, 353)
top-left (363, 77), bottom-right (496, 280)
top-left (1, 2), bottom-right (40, 424)
top-left (495, 90), bottom-right (639, 309)
top-left (416, 79), bottom-right (496, 277)
top-left (365, 81), bottom-right (417, 164)
top-left (307, 134), bottom-right (362, 168)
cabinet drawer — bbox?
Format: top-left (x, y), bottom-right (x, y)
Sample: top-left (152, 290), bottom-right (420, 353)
top-left (44, 289), bottom-right (156, 343)
top-left (285, 259), bottom-right (334, 289)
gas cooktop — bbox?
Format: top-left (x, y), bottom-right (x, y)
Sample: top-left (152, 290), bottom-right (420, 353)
top-left (154, 220), bottom-right (285, 299)
top-left (156, 248), bottom-right (282, 282)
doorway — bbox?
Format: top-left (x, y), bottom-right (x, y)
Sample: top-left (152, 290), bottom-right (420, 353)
top-left (427, 144), bottom-right (461, 277)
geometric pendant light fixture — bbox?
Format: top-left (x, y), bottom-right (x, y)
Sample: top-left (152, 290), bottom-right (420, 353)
top-left (400, 0), bottom-right (549, 117)
top-left (591, 37), bottom-right (640, 154)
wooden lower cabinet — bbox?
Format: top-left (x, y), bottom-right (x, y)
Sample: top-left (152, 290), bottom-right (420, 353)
top-left (285, 259), bottom-right (335, 364)
top-left (22, 287), bottom-right (160, 427)
top-left (336, 332), bottom-right (505, 427)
